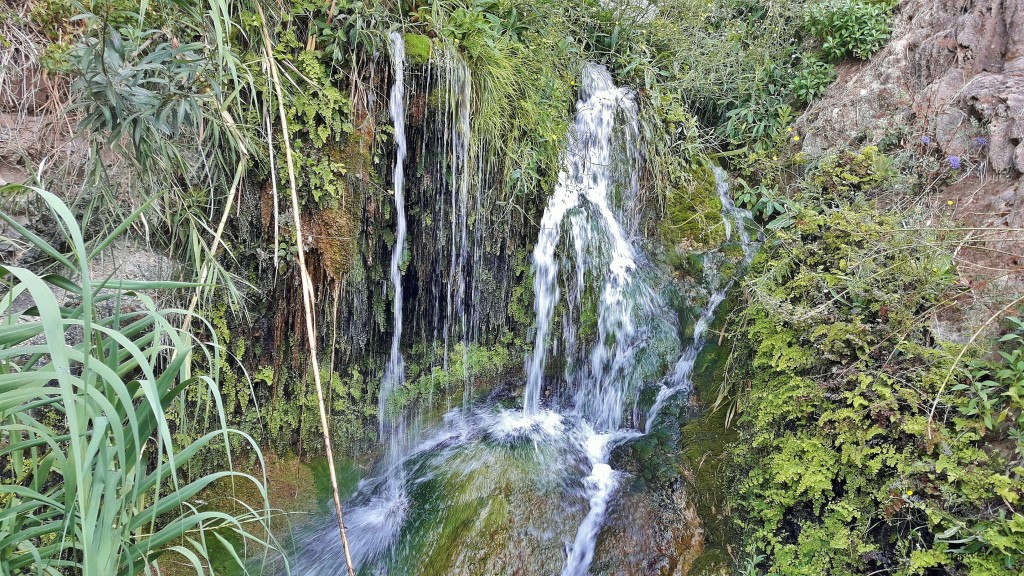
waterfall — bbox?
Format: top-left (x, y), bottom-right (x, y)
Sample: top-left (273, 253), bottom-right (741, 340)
top-left (519, 63), bottom-right (655, 576)
top-left (286, 60), bottom-right (755, 576)
top-left (523, 64), bottom-right (639, 418)
top-left (644, 165), bottom-right (756, 434)
top-left (381, 31), bottom-right (408, 430)
top-left (441, 54), bottom-right (473, 412)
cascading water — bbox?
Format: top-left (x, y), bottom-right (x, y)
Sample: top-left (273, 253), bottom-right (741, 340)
top-left (644, 165), bottom-right (756, 434)
top-left (523, 65), bottom-right (644, 426)
top-left (514, 64), bottom-right (652, 575)
top-left (285, 62), bottom-right (755, 576)
top-left (442, 54), bottom-right (473, 412)
top-left (381, 31), bottom-right (408, 431)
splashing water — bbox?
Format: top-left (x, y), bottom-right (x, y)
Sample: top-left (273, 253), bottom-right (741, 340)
top-left (285, 63), bottom-right (754, 576)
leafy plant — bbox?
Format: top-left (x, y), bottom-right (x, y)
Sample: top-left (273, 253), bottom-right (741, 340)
top-left (735, 179), bottom-right (799, 228)
top-left (788, 56), bottom-right (835, 104)
top-left (807, 145), bottom-right (895, 200)
top-left (0, 187), bottom-right (273, 574)
top-left (719, 95), bottom-right (794, 150)
top-left (724, 192), bottom-right (1024, 574)
top-left (957, 317), bottom-right (1024, 458)
top-left (805, 0), bottom-right (893, 61)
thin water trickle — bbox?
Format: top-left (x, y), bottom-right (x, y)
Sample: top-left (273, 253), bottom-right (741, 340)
top-left (449, 55), bottom-right (473, 414)
top-left (381, 31), bottom-right (408, 431)
top-left (644, 166), bottom-right (757, 434)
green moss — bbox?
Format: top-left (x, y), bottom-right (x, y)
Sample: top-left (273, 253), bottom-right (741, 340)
top-left (309, 456), bottom-right (363, 511)
top-left (404, 33), bottom-right (432, 64)
top-left (660, 163), bottom-right (726, 258)
top-left (385, 342), bottom-right (517, 419)
top-left (680, 335), bottom-right (740, 572)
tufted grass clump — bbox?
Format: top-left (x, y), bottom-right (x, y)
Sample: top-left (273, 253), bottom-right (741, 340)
top-left (0, 187), bottom-right (274, 575)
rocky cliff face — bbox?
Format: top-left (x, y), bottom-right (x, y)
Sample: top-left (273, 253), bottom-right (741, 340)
top-left (798, 0), bottom-right (1023, 174)
top-left (796, 0), bottom-right (1023, 297)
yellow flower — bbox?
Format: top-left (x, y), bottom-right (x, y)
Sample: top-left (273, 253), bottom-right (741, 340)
top-left (793, 135), bottom-right (800, 142)
top-left (906, 490), bottom-right (913, 496)
top-left (947, 200), bottom-right (954, 205)
top-left (786, 127), bottom-right (793, 133)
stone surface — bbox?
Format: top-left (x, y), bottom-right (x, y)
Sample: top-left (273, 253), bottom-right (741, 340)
top-left (592, 480), bottom-right (704, 576)
top-left (795, 0), bottom-right (1024, 333)
top-left (796, 0), bottom-right (1024, 176)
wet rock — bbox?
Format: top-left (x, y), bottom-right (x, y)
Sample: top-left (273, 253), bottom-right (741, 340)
top-left (387, 435), bottom-right (589, 576)
top-left (592, 481), bottom-right (703, 576)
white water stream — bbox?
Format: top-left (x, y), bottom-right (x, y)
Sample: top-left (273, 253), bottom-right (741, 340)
top-left (644, 166), bottom-right (756, 434)
top-left (287, 61), bottom-right (755, 576)
top-left (381, 31), bottom-right (408, 430)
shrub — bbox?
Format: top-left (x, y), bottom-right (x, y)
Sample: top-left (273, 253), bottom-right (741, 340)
top-left (727, 199), bottom-right (1023, 575)
top-left (807, 145), bottom-right (895, 199)
top-left (804, 0), bottom-right (893, 61)
top-left (788, 56), bottom-right (836, 104)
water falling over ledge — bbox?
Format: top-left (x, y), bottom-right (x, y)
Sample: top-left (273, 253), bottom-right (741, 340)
top-left (381, 30), bottom-right (408, 432)
top-left (283, 62), bottom-right (756, 576)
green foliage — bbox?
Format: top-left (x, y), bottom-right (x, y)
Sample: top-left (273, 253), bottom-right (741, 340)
top-left (735, 179), bottom-right (800, 227)
top-left (804, 0), bottom-right (893, 61)
top-left (719, 91), bottom-right (795, 151)
top-left (807, 145), bottom-right (895, 199)
top-left (280, 49), bottom-right (355, 207)
top-left (788, 56), bottom-right (836, 104)
top-left (0, 187), bottom-right (272, 574)
top-left (957, 318), bottom-right (1024, 460)
top-left (38, 0), bottom-right (266, 315)
top-left (302, 0), bottom-right (382, 62)
top-left (71, 29), bottom-right (214, 168)
top-left (388, 343), bottom-right (516, 417)
top-left (724, 192), bottom-right (1024, 574)
top-left (185, 302), bottom-right (379, 462)
top-left (424, 0), bottom-right (577, 198)
top-left (29, 0), bottom-right (148, 39)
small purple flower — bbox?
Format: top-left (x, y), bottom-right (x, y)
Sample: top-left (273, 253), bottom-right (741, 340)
top-left (921, 136), bottom-right (931, 145)
top-left (948, 155), bottom-right (961, 169)
top-left (975, 136), bottom-right (988, 147)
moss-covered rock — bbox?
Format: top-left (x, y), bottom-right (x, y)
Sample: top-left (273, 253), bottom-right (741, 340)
top-left (404, 33), bottom-right (432, 64)
top-left (660, 163), bottom-right (726, 259)
top-left (386, 435), bottom-right (586, 575)
top-left (677, 335), bottom-right (740, 575)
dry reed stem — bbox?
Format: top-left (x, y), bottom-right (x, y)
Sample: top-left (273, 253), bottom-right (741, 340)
top-left (258, 7), bottom-right (356, 574)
